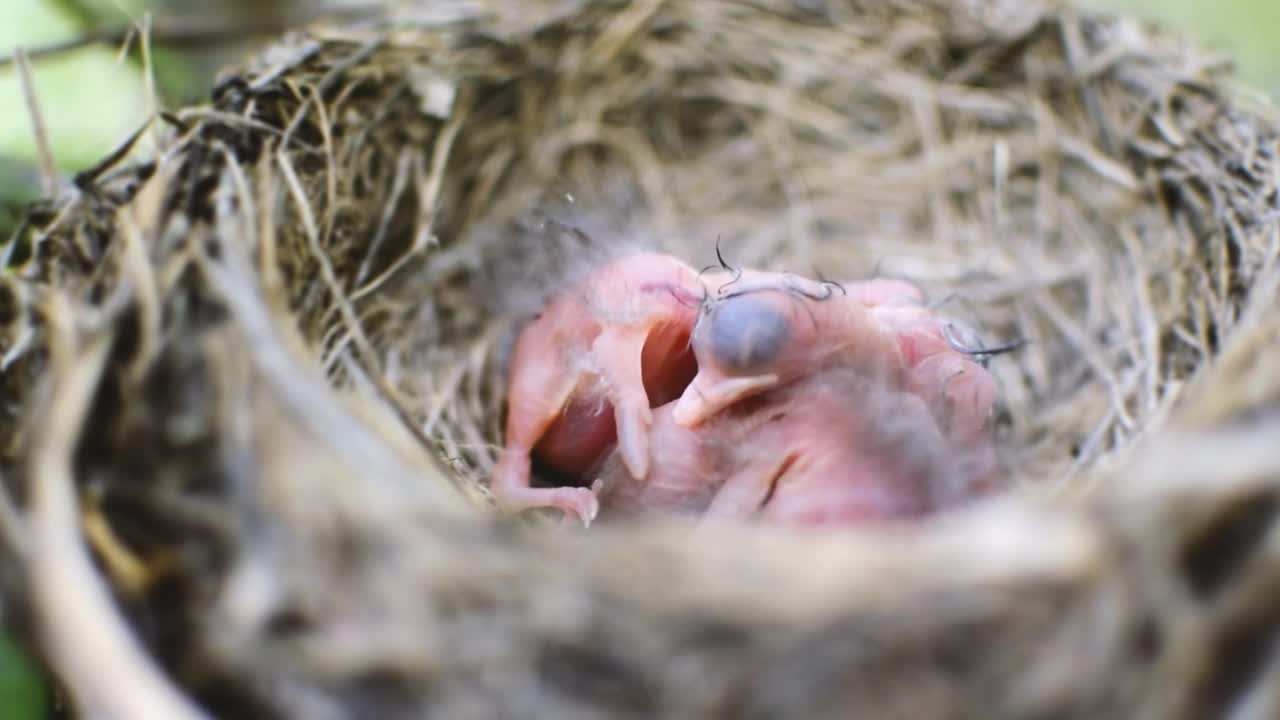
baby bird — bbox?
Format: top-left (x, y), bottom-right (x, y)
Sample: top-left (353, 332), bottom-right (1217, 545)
top-left (490, 252), bottom-right (705, 525)
top-left (492, 248), bottom-right (1013, 527)
top-left (673, 273), bottom-right (1001, 456)
top-left (592, 365), bottom-right (1001, 526)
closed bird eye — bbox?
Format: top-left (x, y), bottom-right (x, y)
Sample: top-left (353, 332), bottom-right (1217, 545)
top-left (707, 295), bottom-right (791, 373)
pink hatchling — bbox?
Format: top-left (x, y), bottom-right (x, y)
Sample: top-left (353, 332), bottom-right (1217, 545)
top-left (491, 251), bottom-right (1012, 527)
top-left (490, 253), bottom-right (705, 525)
top-left (593, 365), bottom-right (1000, 527)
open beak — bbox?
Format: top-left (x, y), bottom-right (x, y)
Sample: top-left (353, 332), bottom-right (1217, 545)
top-left (672, 373), bottom-right (780, 427)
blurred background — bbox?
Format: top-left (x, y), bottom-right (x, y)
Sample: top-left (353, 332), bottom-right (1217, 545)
top-left (0, 0), bottom-right (1276, 716)
top-left (0, 0), bottom-right (316, 238)
top-left (3, 0), bottom-right (1279, 182)
top-left (1, 0), bottom-right (1278, 233)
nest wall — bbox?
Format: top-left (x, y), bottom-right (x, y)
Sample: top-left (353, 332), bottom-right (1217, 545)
top-left (3, 0), bottom-right (1280, 718)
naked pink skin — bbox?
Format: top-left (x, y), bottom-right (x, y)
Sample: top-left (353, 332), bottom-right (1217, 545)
top-left (672, 274), bottom-right (914, 428)
top-left (492, 262), bottom-right (838, 525)
top-left (592, 271), bottom-right (1007, 526)
top-left (491, 252), bottom-right (705, 525)
top-left (674, 272), bottom-right (999, 466)
top-left (494, 257), bottom-right (1005, 527)
top-left (594, 367), bottom-right (998, 527)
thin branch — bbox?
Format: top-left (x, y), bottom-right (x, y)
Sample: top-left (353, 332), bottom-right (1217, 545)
top-left (0, 8), bottom-right (381, 69)
top-left (13, 48), bottom-right (60, 195)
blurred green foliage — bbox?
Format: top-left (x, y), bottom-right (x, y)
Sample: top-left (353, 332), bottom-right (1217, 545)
top-left (0, 0), bottom-right (1276, 202)
top-left (0, 633), bottom-right (49, 720)
top-left (1081, 0), bottom-right (1280, 97)
top-left (0, 0), bottom-right (150, 172)
top-left (0, 0), bottom-right (206, 245)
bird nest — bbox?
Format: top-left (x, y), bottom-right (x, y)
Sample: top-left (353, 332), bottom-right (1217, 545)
top-left (4, 0), bottom-right (1280, 717)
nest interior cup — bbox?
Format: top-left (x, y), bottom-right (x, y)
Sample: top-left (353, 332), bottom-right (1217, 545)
top-left (5, 1), bottom-right (1280, 718)
top-left (322, 0), bottom-right (1271, 498)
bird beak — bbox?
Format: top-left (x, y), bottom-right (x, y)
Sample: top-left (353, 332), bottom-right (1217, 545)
top-left (672, 373), bottom-right (780, 427)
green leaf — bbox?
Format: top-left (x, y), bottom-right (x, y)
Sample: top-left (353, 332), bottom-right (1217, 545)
top-left (0, 632), bottom-right (49, 720)
top-left (0, 0), bottom-right (150, 172)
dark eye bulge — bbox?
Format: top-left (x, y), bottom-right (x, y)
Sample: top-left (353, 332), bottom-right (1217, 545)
top-left (708, 295), bottom-right (791, 373)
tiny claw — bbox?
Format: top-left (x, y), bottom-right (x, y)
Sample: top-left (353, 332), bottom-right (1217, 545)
top-left (617, 408), bottom-right (651, 480)
top-left (673, 374), bottom-right (780, 427)
top-left (556, 487), bottom-right (599, 529)
top-left (583, 492), bottom-right (600, 527)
